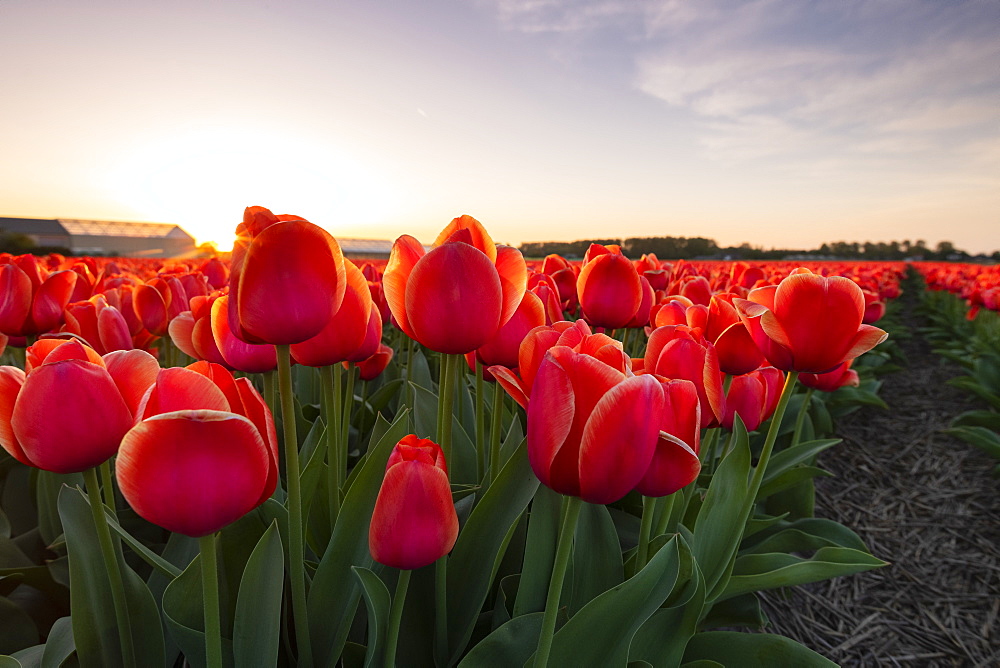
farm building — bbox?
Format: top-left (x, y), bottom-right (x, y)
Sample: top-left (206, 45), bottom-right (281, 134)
top-left (0, 216), bottom-right (196, 258)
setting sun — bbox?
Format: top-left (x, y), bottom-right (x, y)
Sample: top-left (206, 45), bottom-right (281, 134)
top-left (106, 124), bottom-right (399, 250)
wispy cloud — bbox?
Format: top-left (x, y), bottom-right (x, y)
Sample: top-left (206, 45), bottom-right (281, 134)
top-left (488, 0), bottom-right (1000, 165)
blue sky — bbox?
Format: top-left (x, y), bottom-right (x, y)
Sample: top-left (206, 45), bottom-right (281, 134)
top-left (1, 0), bottom-right (997, 253)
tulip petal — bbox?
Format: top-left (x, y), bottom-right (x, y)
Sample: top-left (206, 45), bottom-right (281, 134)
top-left (234, 377), bottom-right (279, 504)
top-left (526, 350), bottom-right (576, 493)
top-left (103, 349), bottom-right (160, 419)
top-left (0, 367), bottom-right (30, 466)
top-left (116, 410), bottom-right (270, 536)
top-left (495, 245), bottom-right (528, 329)
top-left (487, 365), bottom-right (528, 410)
top-left (211, 296), bottom-right (278, 373)
top-left (406, 243), bottom-right (503, 354)
top-left (12, 360), bottom-right (133, 473)
top-left (237, 221), bottom-right (346, 344)
top-left (97, 305), bottom-right (133, 353)
top-left (383, 235), bottom-right (425, 340)
top-left (578, 374), bottom-right (663, 504)
top-left (369, 460), bottom-right (459, 570)
top-left (138, 367), bottom-right (232, 420)
top-left (0, 265), bottom-right (32, 335)
top-left (433, 215), bottom-right (497, 263)
top-left (31, 270), bottom-right (77, 334)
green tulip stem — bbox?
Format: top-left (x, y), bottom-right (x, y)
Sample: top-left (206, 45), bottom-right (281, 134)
top-left (792, 387), bottom-right (815, 445)
top-left (433, 352), bottom-right (460, 665)
top-left (405, 337), bottom-right (415, 408)
top-left (384, 569), bottom-right (411, 668)
top-left (276, 344), bottom-right (313, 668)
top-left (341, 364), bottom-right (356, 480)
top-left (635, 495), bottom-right (656, 572)
top-left (475, 361), bottom-right (485, 482)
top-left (320, 364), bottom-right (342, 523)
top-left (534, 495), bottom-right (583, 668)
top-left (262, 370), bottom-right (277, 425)
top-left (488, 382), bottom-right (505, 487)
top-left (200, 533), bottom-right (223, 668)
top-left (83, 466), bottom-right (135, 668)
top-left (99, 459), bottom-right (117, 516)
top-left (620, 327), bottom-right (631, 355)
top-left (654, 491), bottom-right (678, 537)
top-left (742, 371), bottom-right (799, 528)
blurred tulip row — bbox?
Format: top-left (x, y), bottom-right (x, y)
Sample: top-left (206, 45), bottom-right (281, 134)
top-left (0, 210), bottom-right (902, 667)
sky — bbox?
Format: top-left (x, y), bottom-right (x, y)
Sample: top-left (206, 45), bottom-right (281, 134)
top-left (1, 0), bottom-right (998, 254)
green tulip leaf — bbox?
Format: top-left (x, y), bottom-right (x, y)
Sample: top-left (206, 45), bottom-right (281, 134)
top-left (351, 567), bottom-right (391, 668)
top-left (58, 485), bottom-right (165, 668)
top-left (34, 471), bottom-right (82, 547)
top-left (0, 595), bottom-right (37, 655)
top-left (628, 561), bottom-right (706, 667)
top-left (408, 349), bottom-right (433, 395)
top-left (39, 616), bottom-right (74, 668)
top-left (720, 546), bottom-right (887, 601)
top-left (762, 439), bottom-right (839, 485)
top-left (525, 534), bottom-right (692, 667)
top-left (446, 441), bottom-right (539, 663)
top-left (308, 410), bottom-right (411, 668)
top-left (700, 592), bottom-right (767, 630)
top-left (757, 466), bottom-right (832, 500)
top-left (692, 417), bottom-right (751, 596)
top-left (233, 521), bottom-right (284, 668)
top-left (567, 502), bottom-right (623, 616)
top-left (457, 613), bottom-right (542, 668)
top-left (0, 656), bottom-right (24, 668)
top-left (512, 484), bottom-right (562, 618)
top-left (682, 631), bottom-right (837, 667)
top-left (742, 518), bottom-right (869, 555)
top-left (943, 426), bottom-right (1000, 459)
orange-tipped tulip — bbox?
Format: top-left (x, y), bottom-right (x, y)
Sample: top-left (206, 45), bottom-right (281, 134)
top-left (229, 206), bottom-right (347, 345)
top-left (527, 346), bottom-right (663, 504)
top-left (575, 244), bottom-right (642, 329)
top-left (735, 270), bottom-right (887, 373)
top-left (383, 215), bottom-right (527, 354)
top-left (369, 435), bottom-right (458, 570)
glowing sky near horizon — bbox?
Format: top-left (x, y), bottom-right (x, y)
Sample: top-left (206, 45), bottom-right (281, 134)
top-left (1, 0), bottom-right (998, 253)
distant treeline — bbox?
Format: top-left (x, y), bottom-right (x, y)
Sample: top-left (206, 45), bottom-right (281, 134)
top-left (519, 236), bottom-right (999, 262)
top-left (0, 230), bottom-right (70, 256)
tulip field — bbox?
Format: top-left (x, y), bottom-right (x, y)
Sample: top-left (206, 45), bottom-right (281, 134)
top-left (0, 210), bottom-right (997, 667)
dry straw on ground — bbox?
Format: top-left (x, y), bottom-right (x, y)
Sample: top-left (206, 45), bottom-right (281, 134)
top-left (761, 295), bottom-right (1000, 667)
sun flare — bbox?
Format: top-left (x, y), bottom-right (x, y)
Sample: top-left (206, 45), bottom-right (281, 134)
top-left (107, 124), bottom-right (398, 251)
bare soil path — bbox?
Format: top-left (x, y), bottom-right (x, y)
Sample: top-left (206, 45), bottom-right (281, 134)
top-left (761, 286), bottom-right (1000, 667)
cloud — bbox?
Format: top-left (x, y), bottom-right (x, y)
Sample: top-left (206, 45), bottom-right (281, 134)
top-left (487, 0), bottom-right (1000, 165)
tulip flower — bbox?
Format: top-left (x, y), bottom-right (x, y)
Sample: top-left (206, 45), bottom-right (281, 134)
top-left (735, 269), bottom-right (887, 373)
top-left (644, 325), bottom-right (725, 428)
top-left (799, 360), bottom-right (860, 393)
top-left (290, 259), bottom-right (373, 367)
top-left (635, 378), bottom-right (701, 497)
top-left (62, 295), bottom-right (134, 355)
top-left (527, 346), bottom-right (663, 504)
top-left (471, 291), bottom-right (545, 369)
top-left (0, 255), bottom-right (77, 338)
top-left (0, 339), bottom-right (158, 473)
top-left (576, 244), bottom-right (642, 329)
top-left (383, 215), bottom-right (527, 354)
top-left (228, 206), bottom-right (347, 345)
top-left (210, 295), bottom-right (277, 373)
top-left (352, 342), bottom-right (394, 381)
top-left (369, 435), bottom-right (458, 570)
top-left (488, 319), bottom-right (628, 409)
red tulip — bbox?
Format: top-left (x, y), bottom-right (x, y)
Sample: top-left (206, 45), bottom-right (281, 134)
top-left (635, 378), bottom-right (701, 497)
top-left (472, 291), bottom-right (545, 369)
top-left (369, 435), bottom-right (458, 570)
top-left (291, 259), bottom-right (373, 367)
top-left (0, 339), bottom-right (156, 473)
top-left (527, 346), bottom-right (663, 504)
top-left (383, 215), bottom-right (527, 354)
top-left (0, 256), bottom-right (77, 337)
top-left (229, 206), bottom-right (347, 345)
top-left (116, 410), bottom-right (275, 536)
top-left (211, 295), bottom-right (277, 373)
top-left (352, 343), bottom-right (394, 381)
top-left (644, 325), bottom-right (725, 428)
top-left (488, 319), bottom-right (628, 409)
top-left (62, 295), bottom-right (133, 355)
top-left (798, 361), bottom-right (860, 393)
top-left (735, 270), bottom-right (887, 373)
top-left (576, 244), bottom-right (642, 329)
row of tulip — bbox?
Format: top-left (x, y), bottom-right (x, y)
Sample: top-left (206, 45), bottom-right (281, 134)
top-left (917, 273), bottom-right (1000, 472)
top-left (0, 211), bottom-right (900, 667)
